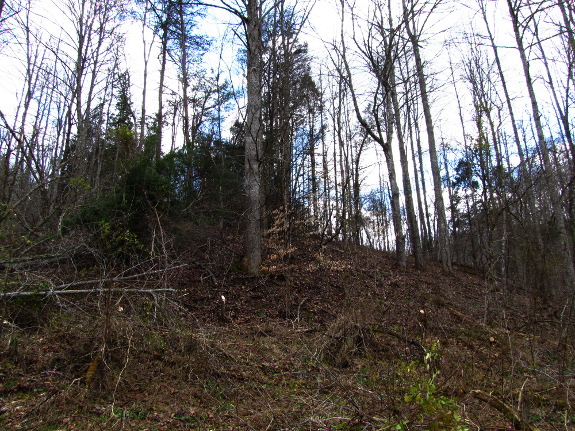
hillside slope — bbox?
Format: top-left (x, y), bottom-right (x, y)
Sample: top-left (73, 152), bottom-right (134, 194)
top-left (1, 225), bottom-right (573, 430)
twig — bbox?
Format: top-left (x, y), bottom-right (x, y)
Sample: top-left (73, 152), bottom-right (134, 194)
top-left (111, 332), bottom-right (133, 414)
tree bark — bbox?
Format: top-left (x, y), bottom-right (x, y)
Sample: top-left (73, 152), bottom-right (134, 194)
top-left (243, 0), bottom-right (264, 273)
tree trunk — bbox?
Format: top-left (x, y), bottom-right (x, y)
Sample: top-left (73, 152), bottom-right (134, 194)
top-left (243, 0), bottom-right (264, 273)
top-left (139, 1), bottom-right (152, 152)
top-left (178, 0), bottom-right (191, 150)
top-left (382, 120), bottom-right (407, 266)
top-left (412, 104), bottom-right (433, 254)
top-left (338, 0), bottom-right (405, 265)
top-left (157, 9), bottom-right (169, 161)
top-left (309, 106), bottom-right (318, 225)
top-left (506, 0), bottom-right (574, 298)
top-left (390, 65), bottom-right (423, 268)
top-left (407, 102), bottom-right (430, 256)
top-left (403, 1), bottom-right (451, 271)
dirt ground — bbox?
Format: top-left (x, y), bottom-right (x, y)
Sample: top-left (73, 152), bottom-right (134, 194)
top-left (1, 225), bottom-right (573, 430)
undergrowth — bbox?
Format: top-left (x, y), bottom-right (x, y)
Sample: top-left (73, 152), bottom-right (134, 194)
top-left (0, 234), bottom-right (573, 430)
top-left (392, 342), bottom-right (468, 430)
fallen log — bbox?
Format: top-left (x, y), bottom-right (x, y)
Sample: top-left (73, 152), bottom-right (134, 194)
top-left (471, 389), bottom-right (538, 431)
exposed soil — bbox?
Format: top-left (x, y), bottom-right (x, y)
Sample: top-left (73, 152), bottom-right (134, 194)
top-left (1, 224), bottom-right (573, 430)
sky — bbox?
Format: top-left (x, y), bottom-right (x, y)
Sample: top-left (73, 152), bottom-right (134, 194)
top-left (120, 0), bottom-right (345, 155)
top-left (0, 0), bottom-right (568, 195)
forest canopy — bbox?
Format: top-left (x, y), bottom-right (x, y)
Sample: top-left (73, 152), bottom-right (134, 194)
top-left (0, 0), bottom-right (573, 299)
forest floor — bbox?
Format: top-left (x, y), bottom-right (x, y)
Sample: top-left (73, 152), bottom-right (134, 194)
top-left (0, 223), bottom-right (574, 430)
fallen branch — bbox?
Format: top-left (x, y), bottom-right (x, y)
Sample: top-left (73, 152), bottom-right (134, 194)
top-left (471, 389), bottom-right (538, 431)
top-left (3, 288), bottom-right (176, 298)
top-left (447, 305), bottom-right (498, 334)
top-left (1, 264), bottom-right (187, 298)
top-left (0, 253), bottom-right (70, 270)
top-left (373, 326), bottom-right (427, 358)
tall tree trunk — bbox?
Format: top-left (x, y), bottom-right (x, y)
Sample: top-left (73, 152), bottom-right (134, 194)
top-left (332, 105), bottom-right (340, 239)
top-left (390, 65), bottom-right (423, 268)
top-left (407, 100), bottom-right (430, 256)
top-left (178, 0), bottom-right (191, 150)
top-left (321, 92), bottom-right (333, 238)
top-left (382, 102), bottom-right (407, 267)
top-left (139, 1), bottom-right (154, 152)
top-left (441, 140), bottom-right (456, 262)
top-left (412, 103), bottom-right (433, 254)
top-left (157, 9), bottom-right (169, 161)
top-left (244, 0), bottom-right (264, 273)
top-left (309, 106), bottom-right (318, 225)
top-left (279, 2), bottom-right (292, 238)
top-left (337, 111), bottom-right (348, 241)
top-left (403, 0), bottom-right (451, 271)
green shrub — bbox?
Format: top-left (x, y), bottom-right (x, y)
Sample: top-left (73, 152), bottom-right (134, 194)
top-left (62, 157), bottom-right (168, 260)
top-left (392, 342), bottom-right (468, 430)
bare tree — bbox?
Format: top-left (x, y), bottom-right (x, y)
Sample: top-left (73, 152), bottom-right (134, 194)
top-left (476, 0), bottom-right (544, 275)
top-left (148, 0), bottom-right (174, 160)
top-left (356, 0), bottom-right (423, 267)
top-left (136, 0), bottom-right (156, 151)
top-left (386, 17), bottom-right (424, 268)
top-left (194, 0), bottom-right (281, 272)
top-left (336, 0), bottom-right (407, 266)
top-left (506, 0), bottom-right (575, 299)
top-left (243, 0), bottom-right (264, 273)
top-left (402, 0), bottom-right (452, 271)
